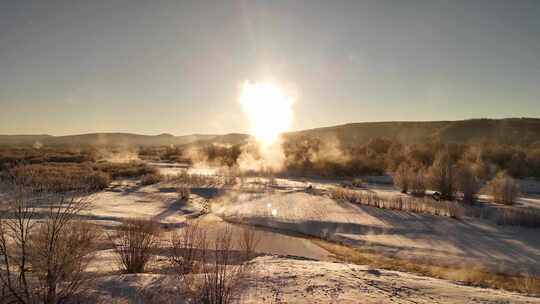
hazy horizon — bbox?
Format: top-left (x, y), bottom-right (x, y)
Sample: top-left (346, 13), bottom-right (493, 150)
top-left (1, 116), bottom-right (538, 137)
top-left (2, 0), bottom-right (540, 136)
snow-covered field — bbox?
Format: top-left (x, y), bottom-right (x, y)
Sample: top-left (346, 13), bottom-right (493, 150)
top-left (79, 179), bottom-right (330, 262)
top-left (5, 162), bottom-right (539, 302)
top-left (89, 256), bottom-right (540, 303)
top-left (215, 185), bottom-right (540, 276)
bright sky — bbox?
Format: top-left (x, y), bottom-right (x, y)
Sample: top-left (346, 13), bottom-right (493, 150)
top-left (1, 0), bottom-right (539, 135)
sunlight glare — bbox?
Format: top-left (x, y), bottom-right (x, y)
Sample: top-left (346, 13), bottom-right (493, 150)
top-left (239, 81), bottom-right (295, 146)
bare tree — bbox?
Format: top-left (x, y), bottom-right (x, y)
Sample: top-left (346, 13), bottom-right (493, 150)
top-left (393, 163), bottom-right (410, 194)
top-left (455, 163), bottom-right (480, 203)
top-left (0, 182), bottom-right (35, 304)
top-left (427, 150), bottom-right (456, 200)
top-left (394, 164), bottom-right (426, 196)
top-left (110, 218), bottom-right (161, 273)
top-left (30, 220), bottom-right (100, 304)
top-left (0, 179), bottom-right (99, 304)
top-left (408, 167), bottom-right (427, 196)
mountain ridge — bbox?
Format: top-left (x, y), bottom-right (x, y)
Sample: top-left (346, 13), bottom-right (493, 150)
top-left (2, 118), bottom-right (540, 147)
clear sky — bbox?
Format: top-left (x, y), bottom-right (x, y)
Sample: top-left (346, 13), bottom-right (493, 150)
top-left (1, 0), bottom-right (539, 135)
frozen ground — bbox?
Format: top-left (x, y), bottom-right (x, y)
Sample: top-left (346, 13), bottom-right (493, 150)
top-left (4, 162), bottom-right (539, 302)
top-left (82, 167), bottom-right (540, 277)
top-left (89, 256), bottom-right (540, 304)
top-left (216, 189), bottom-right (540, 276)
top-left (81, 179), bottom-right (330, 262)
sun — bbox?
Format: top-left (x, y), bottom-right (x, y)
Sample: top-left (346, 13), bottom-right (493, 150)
top-left (239, 81), bottom-right (295, 146)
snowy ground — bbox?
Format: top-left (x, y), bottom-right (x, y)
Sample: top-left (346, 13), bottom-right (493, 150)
top-left (89, 256), bottom-right (540, 304)
top-left (215, 184), bottom-right (540, 276)
top-left (81, 179), bottom-right (331, 263)
top-left (4, 162), bottom-right (539, 302)
top-left (81, 164), bottom-right (540, 279)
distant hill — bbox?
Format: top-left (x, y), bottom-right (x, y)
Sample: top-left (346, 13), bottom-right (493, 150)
top-left (286, 118), bottom-right (540, 146)
top-left (0, 135), bottom-right (53, 147)
top-left (0, 133), bottom-right (217, 148)
top-left (2, 118), bottom-right (540, 148)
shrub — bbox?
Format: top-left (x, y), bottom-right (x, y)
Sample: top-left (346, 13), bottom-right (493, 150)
top-left (169, 220), bottom-right (207, 275)
top-left (198, 226), bottom-right (244, 304)
top-left (177, 186), bottom-right (191, 200)
top-left (85, 170), bottom-right (111, 190)
top-left (172, 225), bottom-right (245, 304)
top-left (351, 178), bottom-right (365, 188)
top-left (140, 172), bottom-right (162, 185)
top-left (238, 226), bottom-right (261, 261)
top-left (110, 218), bottom-right (161, 273)
top-left (485, 172), bottom-right (519, 205)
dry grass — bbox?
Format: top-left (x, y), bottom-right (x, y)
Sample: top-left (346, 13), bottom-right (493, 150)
top-left (313, 239), bottom-right (540, 296)
top-left (488, 207), bottom-right (540, 227)
top-left (329, 186), bottom-right (540, 227)
top-left (4, 160), bottom-right (158, 193)
top-left (93, 161), bottom-right (157, 179)
top-left (168, 171), bottom-right (236, 188)
top-left (10, 163), bottom-right (110, 192)
top-left (168, 172), bottom-right (221, 187)
top-left (329, 187), bottom-right (465, 218)
top-left (0, 148), bottom-right (95, 171)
